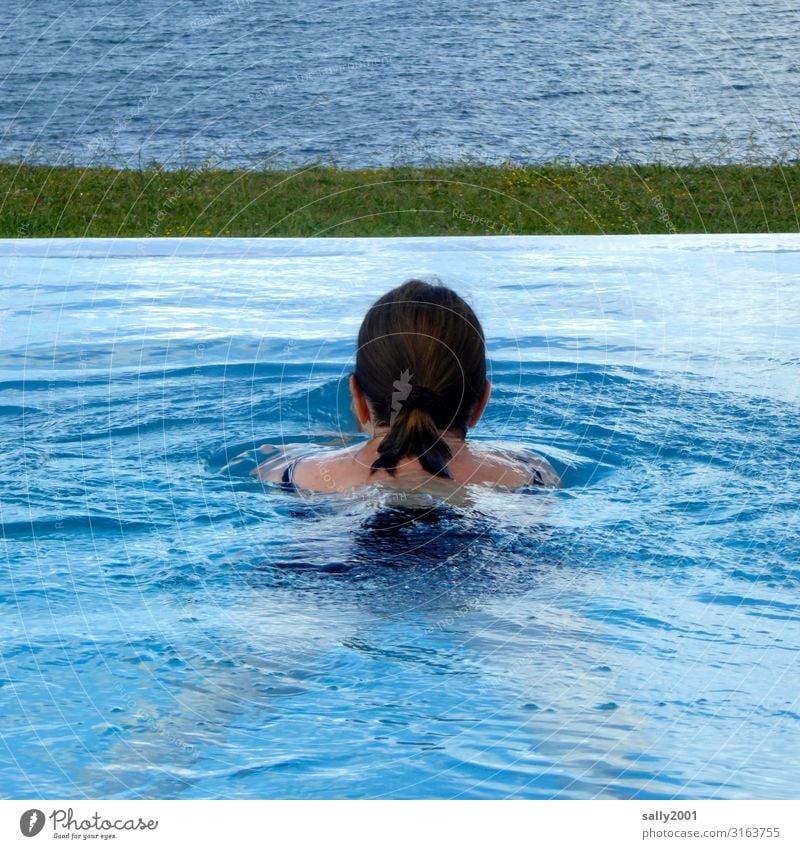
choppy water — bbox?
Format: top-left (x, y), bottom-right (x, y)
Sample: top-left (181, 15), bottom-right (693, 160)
top-left (1, 234), bottom-right (799, 799)
top-left (1, 0), bottom-right (798, 168)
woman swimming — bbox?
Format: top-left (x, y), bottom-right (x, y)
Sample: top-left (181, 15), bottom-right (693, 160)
top-left (253, 279), bottom-right (559, 493)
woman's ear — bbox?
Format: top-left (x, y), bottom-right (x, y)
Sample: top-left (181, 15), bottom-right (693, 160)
top-left (467, 379), bottom-right (492, 428)
top-left (349, 374), bottom-right (371, 429)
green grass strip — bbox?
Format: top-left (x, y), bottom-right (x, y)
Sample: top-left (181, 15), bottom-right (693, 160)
top-left (2, 161), bottom-right (798, 237)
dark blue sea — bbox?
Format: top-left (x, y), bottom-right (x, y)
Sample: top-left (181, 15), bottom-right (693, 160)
top-left (0, 0), bottom-right (798, 168)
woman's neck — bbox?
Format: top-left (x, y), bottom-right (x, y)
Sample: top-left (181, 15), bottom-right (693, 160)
top-left (366, 425), bottom-right (467, 444)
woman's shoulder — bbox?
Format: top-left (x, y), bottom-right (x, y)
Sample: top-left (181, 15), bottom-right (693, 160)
top-left (251, 443), bottom-right (364, 491)
top-left (249, 440), bottom-right (560, 493)
top-left (517, 450), bottom-right (561, 488)
top-left (460, 444), bottom-right (561, 489)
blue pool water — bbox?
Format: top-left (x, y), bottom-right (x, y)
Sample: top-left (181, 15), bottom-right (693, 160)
top-left (0, 234), bottom-right (798, 799)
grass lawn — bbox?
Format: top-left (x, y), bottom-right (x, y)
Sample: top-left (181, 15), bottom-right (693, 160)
top-left (1, 161), bottom-right (798, 237)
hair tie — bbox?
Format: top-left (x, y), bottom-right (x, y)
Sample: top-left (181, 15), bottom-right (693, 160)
top-left (403, 384), bottom-right (442, 411)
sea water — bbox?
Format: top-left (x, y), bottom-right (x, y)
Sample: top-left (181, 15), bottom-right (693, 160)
top-left (0, 234), bottom-right (798, 798)
top-left (1, 0), bottom-right (798, 167)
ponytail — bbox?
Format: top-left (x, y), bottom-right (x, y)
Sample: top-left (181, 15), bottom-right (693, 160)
top-left (370, 391), bottom-right (453, 479)
top-left (356, 279), bottom-right (487, 481)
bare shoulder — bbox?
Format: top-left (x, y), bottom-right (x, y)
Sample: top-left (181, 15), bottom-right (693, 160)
top-left (291, 447), bottom-right (365, 491)
top-left (519, 451), bottom-right (561, 488)
top-left (251, 443), bottom-right (363, 489)
top-left (460, 444), bottom-right (561, 489)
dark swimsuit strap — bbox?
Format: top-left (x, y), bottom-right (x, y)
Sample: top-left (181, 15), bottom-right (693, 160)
top-left (528, 467), bottom-right (545, 487)
top-left (281, 459), bottom-right (300, 491)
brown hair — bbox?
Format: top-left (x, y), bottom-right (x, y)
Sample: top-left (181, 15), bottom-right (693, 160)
top-left (354, 279), bottom-right (487, 478)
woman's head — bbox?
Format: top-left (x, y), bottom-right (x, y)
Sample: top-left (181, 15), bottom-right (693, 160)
top-left (351, 279), bottom-right (490, 478)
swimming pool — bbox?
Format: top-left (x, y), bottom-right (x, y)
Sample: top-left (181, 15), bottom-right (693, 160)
top-left (1, 234), bottom-right (798, 799)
